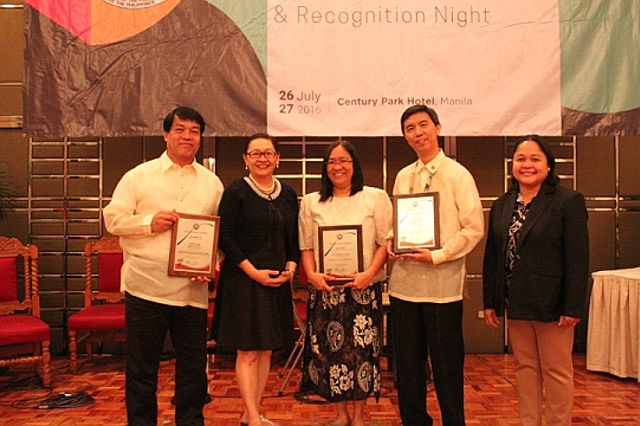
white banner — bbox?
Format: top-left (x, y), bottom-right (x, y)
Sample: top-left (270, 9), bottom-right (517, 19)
top-left (267, 0), bottom-right (561, 136)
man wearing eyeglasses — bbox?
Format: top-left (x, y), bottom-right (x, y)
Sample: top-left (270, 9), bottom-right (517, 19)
top-left (386, 104), bottom-right (484, 426)
top-left (104, 106), bottom-right (224, 426)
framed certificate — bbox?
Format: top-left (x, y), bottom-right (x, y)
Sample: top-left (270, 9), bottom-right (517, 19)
top-left (168, 213), bottom-right (220, 278)
top-left (393, 192), bottom-right (440, 253)
top-left (318, 225), bottom-right (364, 284)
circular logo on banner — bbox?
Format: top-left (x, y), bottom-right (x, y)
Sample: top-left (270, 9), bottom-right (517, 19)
top-left (102, 0), bottom-right (167, 9)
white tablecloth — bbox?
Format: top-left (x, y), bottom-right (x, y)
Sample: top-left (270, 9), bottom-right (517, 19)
top-left (586, 267), bottom-right (640, 381)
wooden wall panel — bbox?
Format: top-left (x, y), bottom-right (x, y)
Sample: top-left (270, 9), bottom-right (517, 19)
top-left (620, 136), bottom-right (640, 196)
top-left (0, 211), bottom-right (28, 240)
top-left (0, 86), bottom-right (22, 117)
top-left (143, 136), bottom-right (167, 163)
top-left (576, 137), bottom-right (615, 196)
top-left (386, 136), bottom-right (417, 194)
top-left (465, 212), bottom-right (489, 276)
top-left (587, 211), bottom-right (617, 272)
top-left (457, 137), bottom-right (505, 198)
top-left (351, 137), bottom-right (384, 190)
top-left (0, 7), bottom-right (23, 117)
top-left (0, 130), bottom-right (29, 195)
top-left (103, 137), bottom-right (144, 196)
top-left (619, 212), bottom-right (640, 268)
top-left (215, 136), bottom-right (246, 187)
top-left (463, 278), bottom-right (504, 353)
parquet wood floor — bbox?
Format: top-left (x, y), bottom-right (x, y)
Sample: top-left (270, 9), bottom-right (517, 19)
top-left (0, 353), bottom-right (637, 425)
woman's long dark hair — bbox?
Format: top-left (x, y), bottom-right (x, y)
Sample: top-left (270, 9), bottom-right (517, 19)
top-left (319, 141), bottom-right (364, 202)
top-left (510, 134), bottom-right (558, 191)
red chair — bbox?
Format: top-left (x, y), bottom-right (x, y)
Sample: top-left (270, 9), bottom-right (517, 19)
top-left (0, 237), bottom-right (50, 386)
top-left (68, 235), bottom-right (125, 372)
top-left (277, 264), bottom-right (308, 396)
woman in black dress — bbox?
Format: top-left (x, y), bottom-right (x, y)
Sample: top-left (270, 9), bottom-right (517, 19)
top-left (213, 134), bottom-right (299, 426)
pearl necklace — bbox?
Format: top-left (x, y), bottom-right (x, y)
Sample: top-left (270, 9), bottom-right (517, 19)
top-left (248, 174), bottom-right (276, 195)
top-left (245, 175), bottom-right (281, 201)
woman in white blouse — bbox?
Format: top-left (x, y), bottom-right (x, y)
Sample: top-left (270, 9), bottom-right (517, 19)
top-left (298, 141), bottom-right (392, 426)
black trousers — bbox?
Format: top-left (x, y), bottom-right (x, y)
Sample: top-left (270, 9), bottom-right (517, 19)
top-left (125, 293), bottom-right (208, 426)
top-left (390, 297), bottom-right (465, 426)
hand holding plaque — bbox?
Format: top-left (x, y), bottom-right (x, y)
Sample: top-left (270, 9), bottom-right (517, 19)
top-left (318, 225), bottom-right (364, 284)
top-left (168, 213), bottom-right (220, 278)
top-left (393, 192), bottom-right (440, 254)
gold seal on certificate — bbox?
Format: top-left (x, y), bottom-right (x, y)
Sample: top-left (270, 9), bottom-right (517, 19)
top-left (168, 213), bottom-right (220, 278)
top-left (318, 225), bottom-right (364, 284)
top-left (393, 192), bottom-right (440, 254)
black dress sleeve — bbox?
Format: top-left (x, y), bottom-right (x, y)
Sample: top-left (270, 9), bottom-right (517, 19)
top-left (218, 181), bottom-right (248, 266)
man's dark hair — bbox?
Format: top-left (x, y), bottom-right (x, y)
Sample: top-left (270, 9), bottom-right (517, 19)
top-left (400, 104), bottom-right (440, 133)
top-left (162, 106), bottom-right (206, 135)
top-left (319, 141), bottom-right (364, 202)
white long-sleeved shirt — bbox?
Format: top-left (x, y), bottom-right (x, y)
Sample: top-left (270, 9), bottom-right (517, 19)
top-left (103, 151), bottom-right (224, 309)
top-left (389, 150), bottom-right (484, 303)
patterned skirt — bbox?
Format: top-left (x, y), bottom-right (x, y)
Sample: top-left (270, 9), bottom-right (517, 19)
top-left (299, 282), bottom-right (382, 402)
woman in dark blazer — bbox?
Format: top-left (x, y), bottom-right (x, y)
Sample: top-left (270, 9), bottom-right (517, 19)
top-left (482, 135), bottom-right (589, 426)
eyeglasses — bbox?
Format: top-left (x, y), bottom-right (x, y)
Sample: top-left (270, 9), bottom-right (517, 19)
top-left (327, 158), bottom-right (353, 167)
top-left (246, 150), bottom-right (277, 160)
